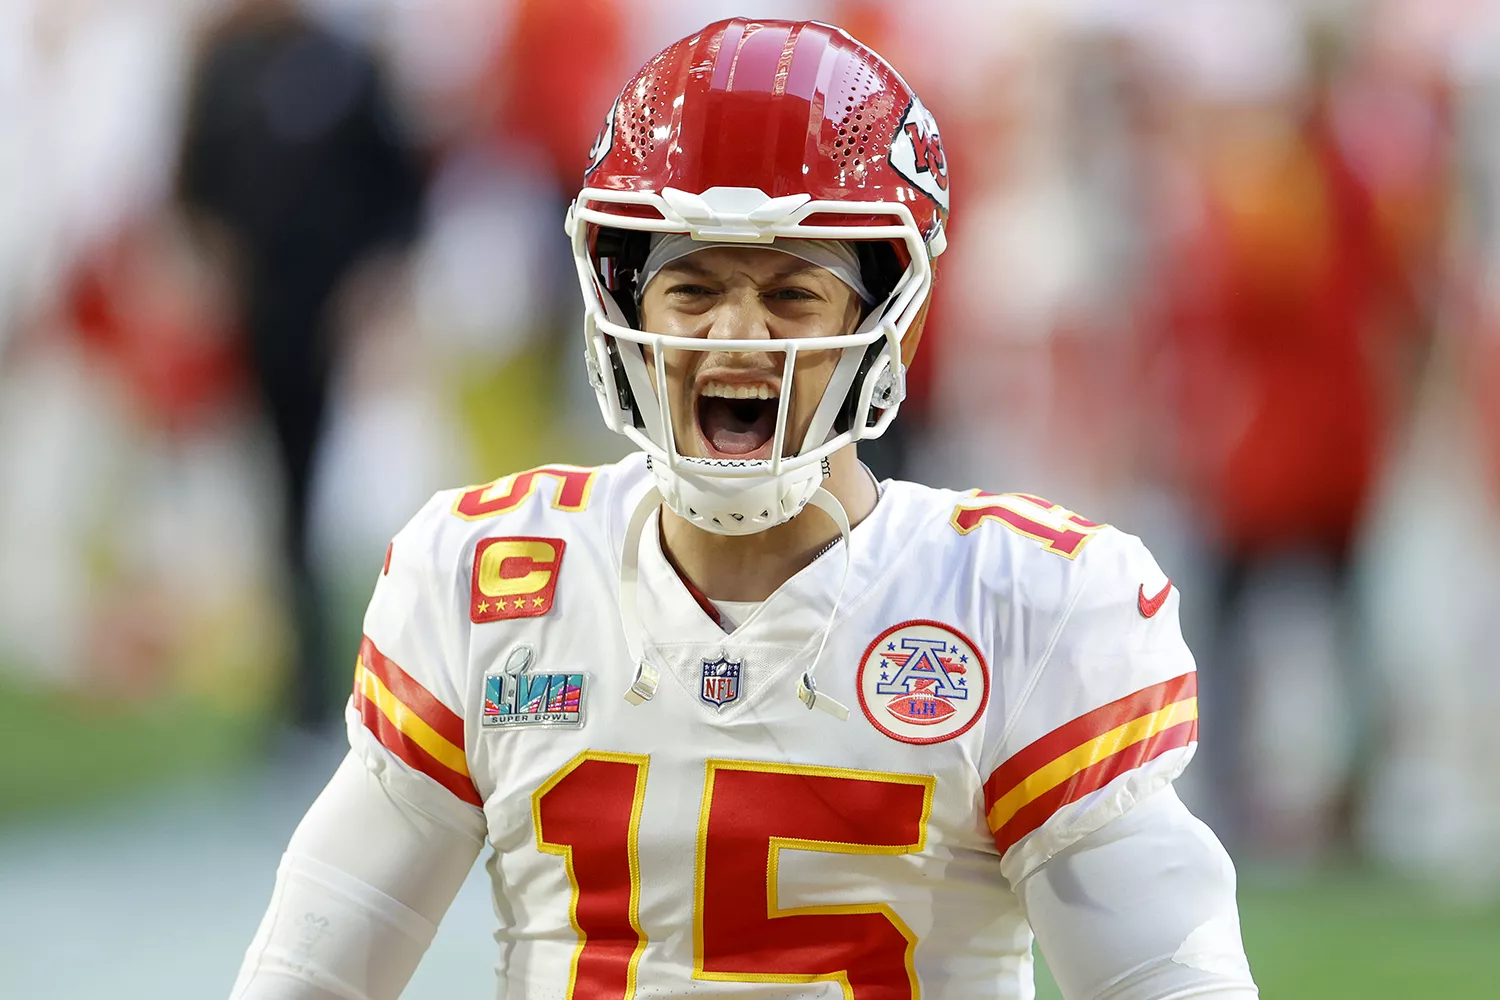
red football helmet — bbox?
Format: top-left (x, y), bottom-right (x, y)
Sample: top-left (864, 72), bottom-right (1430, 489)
top-left (566, 18), bottom-right (949, 535)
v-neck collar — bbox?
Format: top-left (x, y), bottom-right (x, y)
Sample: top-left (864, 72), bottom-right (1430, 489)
top-left (631, 481), bottom-right (902, 655)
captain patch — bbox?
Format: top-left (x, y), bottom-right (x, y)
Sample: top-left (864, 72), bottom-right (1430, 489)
top-left (471, 536), bottom-right (565, 623)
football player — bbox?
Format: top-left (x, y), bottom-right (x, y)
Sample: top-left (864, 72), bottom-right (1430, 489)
top-left (232, 19), bottom-right (1258, 1000)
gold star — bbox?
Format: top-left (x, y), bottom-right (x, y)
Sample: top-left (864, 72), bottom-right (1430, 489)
top-left (532, 596), bottom-right (546, 608)
top-left (477, 601), bottom-right (489, 614)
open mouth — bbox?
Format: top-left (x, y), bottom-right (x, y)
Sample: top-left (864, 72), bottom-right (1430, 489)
top-left (695, 381), bottom-right (780, 459)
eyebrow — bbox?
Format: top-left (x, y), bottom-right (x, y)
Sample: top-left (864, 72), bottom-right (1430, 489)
top-left (657, 258), bottom-right (828, 282)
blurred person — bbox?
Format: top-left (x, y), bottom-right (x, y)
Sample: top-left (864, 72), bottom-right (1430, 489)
top-left (0, 0), bottom-right (195, 350)
top-left (484, 0), bottom-right (625, 188)
top-left (1152, 11), bottom-right (1441, 858)
top-left (0, 201), bottom-right (298, 779)
top-left (916, 11), bottom-right (1167, 517)
top-left (231, 19), bottom-right (1258, 1000)
top-left (0, 0), bottom-right (295, 713)
top-left (383, 0), bottom-right (633, 500)
top-left (1352, 0), bottom-right (1500, 891)
top-left (176, 0), bottom-right (425, 731)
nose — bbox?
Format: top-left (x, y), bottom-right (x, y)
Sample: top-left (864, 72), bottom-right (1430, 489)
top-left (705, 288), bottom-right (771, 343)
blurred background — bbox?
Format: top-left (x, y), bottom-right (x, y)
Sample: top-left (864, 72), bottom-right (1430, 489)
top-left (2, 0), bottom-right (1499, 995)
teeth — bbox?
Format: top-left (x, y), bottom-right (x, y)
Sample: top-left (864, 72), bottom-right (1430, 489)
top-left (700, 382), bottom-right (777, 400)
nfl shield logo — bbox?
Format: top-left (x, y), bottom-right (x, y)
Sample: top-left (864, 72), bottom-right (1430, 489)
top-left (700, 655), bottom-right (742, 709)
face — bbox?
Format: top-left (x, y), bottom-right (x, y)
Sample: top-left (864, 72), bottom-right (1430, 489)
top-left (637, 246), bottom-right (863, 462)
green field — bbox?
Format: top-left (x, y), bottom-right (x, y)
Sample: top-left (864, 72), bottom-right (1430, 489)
top-left (4, 678), bottom-right (1498, 997)
top-left (1034, 871), bottom-right (1500, 999)
top-left (0, 675), bottom-right (263, 819)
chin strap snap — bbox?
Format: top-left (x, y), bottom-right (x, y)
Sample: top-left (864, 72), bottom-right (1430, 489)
top-left (624, 662), bottom-right (660, 705)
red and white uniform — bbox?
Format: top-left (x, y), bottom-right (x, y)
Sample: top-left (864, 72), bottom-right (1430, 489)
top-left (234, 17), bottom-right (1255, 999)
top-left (299, 453), bottom-right (1215, 998)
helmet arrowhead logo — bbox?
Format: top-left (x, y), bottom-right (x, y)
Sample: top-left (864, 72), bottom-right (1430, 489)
top-left (585, 97), bottom-right (618, 177)
top-left (888, 98), bottom-right (949, 210)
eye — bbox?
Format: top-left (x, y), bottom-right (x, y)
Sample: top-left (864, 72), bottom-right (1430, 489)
top-left (767, 287), bottom-right (820, 301)
top-left (666, 283), bottom-right (715, 297)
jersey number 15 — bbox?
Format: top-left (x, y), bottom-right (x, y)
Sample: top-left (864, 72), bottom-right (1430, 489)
top-left (533, 752), bottom-right (936, 999)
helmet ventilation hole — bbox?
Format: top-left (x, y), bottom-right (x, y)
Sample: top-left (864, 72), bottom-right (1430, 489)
top-left (621, 49), bottom-right (676, 162)
top-left (832, 60), bottom-right (884, 175)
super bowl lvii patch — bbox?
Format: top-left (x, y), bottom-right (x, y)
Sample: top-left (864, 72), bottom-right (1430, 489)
top-left (483, 644), bottom-right (585, 729)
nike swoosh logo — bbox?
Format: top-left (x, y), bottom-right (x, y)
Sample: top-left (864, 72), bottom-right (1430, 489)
top-left (1138, 580), bottom-right (1172, 618)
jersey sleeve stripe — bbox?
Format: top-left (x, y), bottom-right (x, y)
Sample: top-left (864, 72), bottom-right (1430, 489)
top-left (353, 644), bottom-right (482, 808)
top-left (988, 717), bottom-right (1197, 856)
top-left (355, 665), bottom-right (482, 807)
top-left (983, 672), bottom-right (1197, 849)
top-left (358, 635), bottom-right (466, 748)
top-left (355, 660), bottom-right (471, 778)
top-left (355, 680), bottom-right (483, 807)
top-left (984, 671), bottom-right (1196, 802)
top-left (986, 696), bottom-right (1197, 831)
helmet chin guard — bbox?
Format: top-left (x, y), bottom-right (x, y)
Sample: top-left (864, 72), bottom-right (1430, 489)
top-left (648, 454), bottom-right (830, 536)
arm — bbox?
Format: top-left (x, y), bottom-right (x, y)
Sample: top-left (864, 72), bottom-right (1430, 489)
top-left (234, 497), bottom-right (487, 998)
top-left (972, 517), bottom-right (1257, 996)
top-left (229, 750), bottom-right (484, 1000)
top-left (1019, 787), bottom-right (1257, 1000)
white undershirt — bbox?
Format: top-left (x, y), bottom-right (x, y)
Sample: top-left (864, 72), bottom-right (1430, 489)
top-left (710, 599), bottom-right (762, 630)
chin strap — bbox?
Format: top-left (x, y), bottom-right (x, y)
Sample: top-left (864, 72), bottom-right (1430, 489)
top-left (620, 487), bottom-right (663, 705)
top-left (795, 487), bottom-right (852, 720)
top-left (617, 485), bottom-right (851, 721)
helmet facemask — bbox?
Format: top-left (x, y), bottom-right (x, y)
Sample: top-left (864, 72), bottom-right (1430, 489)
top-left (568, 188), bottom-right (937, 535)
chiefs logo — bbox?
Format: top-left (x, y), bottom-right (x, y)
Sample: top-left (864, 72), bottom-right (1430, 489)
top-left (857, 620), bottom-right (987, 745)
top-left (585, 97), bottom-right (617, 177)
top-left (888, 98), bottom-right (950, 211)
top-left (902, 121), bottom-right (948, 192)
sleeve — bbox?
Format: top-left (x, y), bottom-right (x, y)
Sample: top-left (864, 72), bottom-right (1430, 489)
top-left (1018, 787), bottom-right (1258, 1000)
top-left (230, 753), bottom-right (485, 1000)
top-left (983, 529), bottom-right (1199, 885)
top-left (348, 495), bottom-right (488, 815)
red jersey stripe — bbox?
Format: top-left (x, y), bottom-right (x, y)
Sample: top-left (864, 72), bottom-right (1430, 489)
top-left (991, 717), bottom-right (1198, 857)
top-left (984, 672), bottom-right (1197, 808)
top-left (358, 635), bottom-right (466, 749)
top-left (356, 687), bottom-right (482, 808)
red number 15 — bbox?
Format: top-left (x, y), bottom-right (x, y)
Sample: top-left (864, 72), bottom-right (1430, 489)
top-left (532, 753), bottom-right (935, 999)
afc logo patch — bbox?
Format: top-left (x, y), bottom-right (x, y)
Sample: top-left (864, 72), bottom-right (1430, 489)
top-left (471, 537), bottom-right (565, 623)
top-left (857, 620), bottom-right (988, 745)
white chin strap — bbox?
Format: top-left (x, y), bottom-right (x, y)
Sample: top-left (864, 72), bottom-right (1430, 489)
top-left (619, 487), bottom-right (852, 721)
top-left (648, 454), bottom-right (829, 537)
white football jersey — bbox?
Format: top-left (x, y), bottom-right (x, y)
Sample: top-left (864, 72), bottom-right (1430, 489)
top-left (348, 452), bottom-right (1198, 999)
